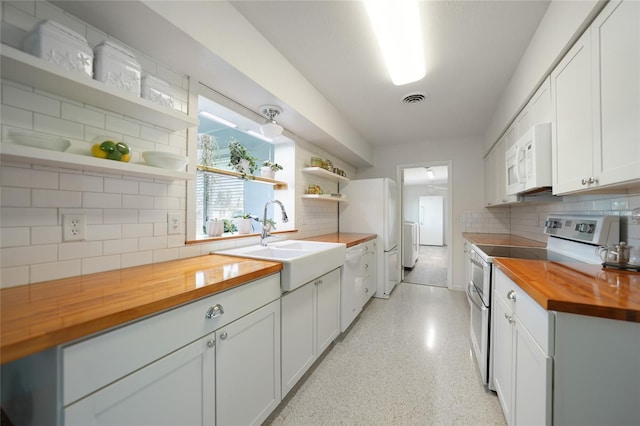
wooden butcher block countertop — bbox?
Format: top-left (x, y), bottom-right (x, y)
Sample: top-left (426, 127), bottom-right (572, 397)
top-left (462, 232), bottom-right (546, 247)
top-left (302, 232), bottom-right (377, 247)
top-left (0, 255), bottom-right (281, 365)
top-left (495, 258), bottom-right (640, 323)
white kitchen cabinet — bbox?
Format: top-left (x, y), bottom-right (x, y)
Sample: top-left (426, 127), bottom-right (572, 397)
top-left (485, 135), bottom-right (517, 207)
top-left (363, 239), bottom-right (377, 302)
top-left (65, 333), bottom-right (216, 426)
top-left (529, 77), bottom-right (552, 129)
top-left (591, 0), bottom-right (640, 188)
top-left (216, 299), bottom-right (281, 426)
top-left (492, 269), bottom-right (553, 426)
top-left (281, 268), bottom-right (340, 397)
top-left (552, 0), bottom-right (639, 194)
top-left (61, 274), bottom-right (280, 425)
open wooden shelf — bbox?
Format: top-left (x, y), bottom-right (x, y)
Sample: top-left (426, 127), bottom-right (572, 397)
top-left (301, 194), bottom-right (348, 202)
top-left (301, 166), bottom-right (349, 183)
top-left (197, 165), bottom-right (288, 190)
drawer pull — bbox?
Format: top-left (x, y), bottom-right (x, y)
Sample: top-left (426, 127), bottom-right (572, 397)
top-left (207, 339), bottom-right (215, 349)
top-left (205, 304), bottom-right (224, 319)
top-left (507, 290), bottom-right (517, 302)
top-left (504, 313), bottom-right (515, 324)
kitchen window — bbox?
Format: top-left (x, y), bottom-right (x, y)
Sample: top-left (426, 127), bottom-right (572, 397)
top-left (189, 87), bottom-right (293, 241)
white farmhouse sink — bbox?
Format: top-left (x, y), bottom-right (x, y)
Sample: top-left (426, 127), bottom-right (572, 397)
top-left (215, 240), bottom-right (346, 291)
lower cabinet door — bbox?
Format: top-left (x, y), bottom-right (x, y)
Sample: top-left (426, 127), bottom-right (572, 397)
top-left (315, 268), bottom-right (341, 355)
top-left (216, 300), bottom-right (281, 426)
top-left (493, 296), bottom-right (514, 424)
top-left (514, 321), bottom-right (552, 426)
top-left (281, 282), bottom-right (315, 397)
top-left (64, 333), bottom-right (216, 426)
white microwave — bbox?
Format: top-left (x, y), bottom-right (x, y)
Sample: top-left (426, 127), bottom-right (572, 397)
top-left (505, 123), bottom-right (552, 195)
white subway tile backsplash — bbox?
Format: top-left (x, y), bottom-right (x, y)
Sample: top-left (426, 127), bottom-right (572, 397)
top-left (122, 223), bottom-right (153, 238)
top-left (34, 114), bottom-right (83, 139)
top-left (5, 1), bottom-right (36, 16)
top-left (59, 241), bottom-right (102, 261)
top-left (1, 266), bottom-right (29, 288)
top-left (104, 178), bottom-right (139, 194)
top-left (2, 166), bottom-right (59, 189)
top-left (154, 196), bottom-right (179, 210)
top-left (141, 126), bottom-right (169, 145)
top-left (153, 247), bottom-right (180, 263)
top-left (83, 192), bottom-right (122, 208)
top-left (121, 135), bottom-right (156, 152)
top-left (87, 224), bottom-right (122, 241)
top-left (139, 209), bottom-right (166, 224)
top-left (139, 181), bottom-right (167, 197)
top-left (121, 250), bottom-right (153, 268)
top-left (103, 209), bottom-right (138, 224)
top-left (106, 116), bottom-right (140, 137)
top-left (1, 187), bottom-right (31, 207)
top-left (82, 255), bottom-right (121, 275)
top-left (167, 234), bottom-right (185, 248)
top-left (103, 238), bottom-right (138, 255)
top-left (32, 189), bottom-right (81, 207)
top-left (31, 226), bottom-right (62, 245)
top-left (156, 65), bottom-right (183, 88)
top-left (1, 104), bottom-right (33, 129)
top-left (59, 173), bottom-right (104, 192)
top-left (30, 259), bottom-right (81, 283)
top-left (3, 82), bottom-right (61, 117)
top-left (154, 222), bottom-right (167, 236)
top-left (122, 194), bottom-right (154, 209)
top-left (83, 125), bottom-right (122, 143)
top-left (34, 1), bottom-right (87, 37)
top-left (61, 103), bottom-right (105, 128)
top-left (1, 207), bottom-right (58, 227)
top-left (180, 245), bottom-right (201, 259)
top-left (139, 235), bottom-right (167, 251)
top-left (3, 2), bottom-right (38, 31)
top-left (0, 227), bottom-right (30, 247)
top-left (1, 244), bottom-right (57, 267)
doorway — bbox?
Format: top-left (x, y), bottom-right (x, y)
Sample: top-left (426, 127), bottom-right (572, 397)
top-left (397, 162), bottom-right (451, 288)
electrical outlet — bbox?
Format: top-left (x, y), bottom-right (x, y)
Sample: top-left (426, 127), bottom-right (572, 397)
top-left (63, 214), bottom-right (86, 241)
top-left (167, 212), bottom-right (182, 235)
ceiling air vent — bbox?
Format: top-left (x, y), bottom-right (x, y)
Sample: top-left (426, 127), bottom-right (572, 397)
top-left (402, 92), bottom-right (427, 104)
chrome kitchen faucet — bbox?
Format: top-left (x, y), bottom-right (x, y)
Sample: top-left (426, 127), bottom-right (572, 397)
top-left (261, 200), bottom-right (288, 246)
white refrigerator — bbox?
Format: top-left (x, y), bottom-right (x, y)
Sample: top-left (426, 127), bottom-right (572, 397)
top-left (339, 178), bottom-right (400, 299)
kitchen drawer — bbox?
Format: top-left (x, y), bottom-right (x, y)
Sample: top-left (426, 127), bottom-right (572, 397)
top-left (63, 273), bottom-right (280, 406)
top-left (494, 269), bottom-right (554, 354)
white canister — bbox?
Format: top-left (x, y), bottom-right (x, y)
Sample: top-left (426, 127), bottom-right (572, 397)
top-left (23, 20), bottom-right (93, 78)
top-left (94, 41), bottom-right (141, 97)
top-left (141, 74), bottom-right (175, 109)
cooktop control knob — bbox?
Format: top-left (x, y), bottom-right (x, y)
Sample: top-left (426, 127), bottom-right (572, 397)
top-left (544, 220), bottom-right (561, 229)
top-left (576, 223), bottom-right (595, 233)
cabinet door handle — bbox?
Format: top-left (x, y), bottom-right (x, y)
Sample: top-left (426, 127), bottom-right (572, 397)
top-left (581, 178), bottom-right (588, 185)
top-left (205, 304), bottom-right (224, 319)
top-left (207, 339), bottom-right (215, 348)
top-left (507, 290), bottom-right (516, 301)
top-left (504, 313), bottom-right (515, 324)
top-left (219, 331), bottom-right (228, 340)
top-left (588, 176), bottom-right (598, 184)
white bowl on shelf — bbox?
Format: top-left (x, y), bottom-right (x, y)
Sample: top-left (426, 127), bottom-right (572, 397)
top-left (8, 130), bottom-right (71, 152)
top-left (142, 151), bottom-right (187, 171)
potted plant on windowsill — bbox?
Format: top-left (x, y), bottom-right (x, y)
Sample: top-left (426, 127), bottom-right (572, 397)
top-left (234, 213), bottom-right (259, 234)
top-left (260, 160), bottom-right (283, 179)
top-left (228, 140), bottom-right (258, 179)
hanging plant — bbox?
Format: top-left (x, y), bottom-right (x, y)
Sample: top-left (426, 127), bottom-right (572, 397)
top-left (228, 139), bottom-right (258, 179)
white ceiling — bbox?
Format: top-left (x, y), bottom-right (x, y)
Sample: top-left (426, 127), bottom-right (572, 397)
top-left (404, 165), bottom-right (449, 186)
top-left (230, 1), bottom-right (551, 147)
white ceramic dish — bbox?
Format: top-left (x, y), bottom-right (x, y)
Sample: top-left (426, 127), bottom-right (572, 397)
top-left (142, 151), bottom-right (187, 171)
top-left (9, 131), bottom-right (71, 152)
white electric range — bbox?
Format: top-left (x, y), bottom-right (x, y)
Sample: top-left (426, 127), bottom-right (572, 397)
top-left (467, 215), bottom-right (620, 389)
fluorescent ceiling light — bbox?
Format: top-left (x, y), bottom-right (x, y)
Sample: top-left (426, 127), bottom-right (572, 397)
top-left (364, 0), bottom-right (425, 86)
top-left (198, 111), bottom-right (237, 128)
top-left (247, 130), bottom-right (273, 142)
top-left (426, 169), bottom-right (435, 179)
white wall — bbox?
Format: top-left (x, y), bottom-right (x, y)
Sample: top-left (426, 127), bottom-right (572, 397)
top-left (403, 185), bottom-right (448, 246)
top-left (0, 1), bottom-right (353, 288)
top-left (357, 137), bottom-right (484, 290)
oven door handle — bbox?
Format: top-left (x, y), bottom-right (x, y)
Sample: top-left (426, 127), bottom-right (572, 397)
top-left (469, 255), bottom-right (486, 269)
top-left (467, 282), bottom-right (487, 311)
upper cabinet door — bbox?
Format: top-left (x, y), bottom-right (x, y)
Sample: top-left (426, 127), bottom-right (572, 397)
top-left (592, 0), bottom-right (640, 187)
top-left (551, 29), bottom-right (594, 194)
top-left (530, 76), bottom-right (552, 127)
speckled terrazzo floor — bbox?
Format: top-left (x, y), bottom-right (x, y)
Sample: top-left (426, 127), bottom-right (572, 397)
top-left (265, 283), bottom-right (506, 426)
